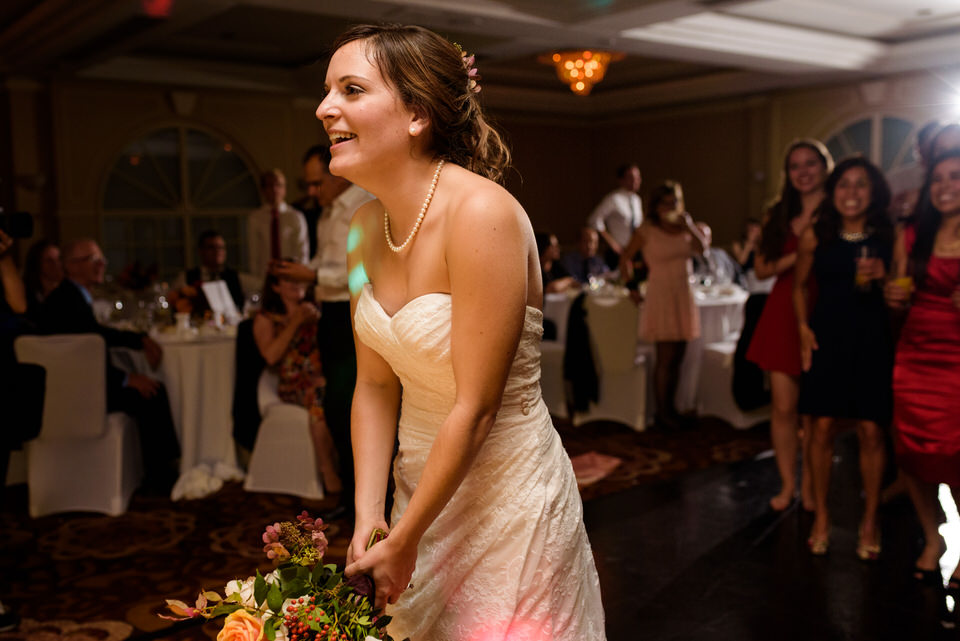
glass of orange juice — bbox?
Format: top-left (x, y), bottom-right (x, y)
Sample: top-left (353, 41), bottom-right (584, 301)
top-left (893, 276), bottom-right (914, 292)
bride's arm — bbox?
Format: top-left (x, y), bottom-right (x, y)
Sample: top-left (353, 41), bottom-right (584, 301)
top-left (345, 205), bottom-right (401, 566)
top-left (345, 185), bottom-right (529, 607)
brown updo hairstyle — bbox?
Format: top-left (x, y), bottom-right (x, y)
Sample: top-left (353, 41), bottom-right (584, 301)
top-left (330, 24), bottom-right (511, 184)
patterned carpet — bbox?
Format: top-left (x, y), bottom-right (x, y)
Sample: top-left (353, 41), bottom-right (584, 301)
top-left (0, 417), bottom-right (770, 640)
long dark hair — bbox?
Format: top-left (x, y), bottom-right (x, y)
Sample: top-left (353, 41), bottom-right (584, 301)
top-left (813, 156), bottom-right (892, 246)
top-left (759, 139), bottom-right (833, 260)
top-left (646, 181), bottom-right (683, 227)
top-left (23, 239), bottom-right (57, 300)
top-left (907, 147), bottom-right (960, 287)
top-left (331, 24), bottom-right (511, 184)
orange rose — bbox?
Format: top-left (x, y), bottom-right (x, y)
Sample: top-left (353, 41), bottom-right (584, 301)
top-left (217, 610), bottom-right (264, 641)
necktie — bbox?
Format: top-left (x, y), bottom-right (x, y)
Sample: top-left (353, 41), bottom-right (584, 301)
top-left (270, 206), bottom-right (281, 261)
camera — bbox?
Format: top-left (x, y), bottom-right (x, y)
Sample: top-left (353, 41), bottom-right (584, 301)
top-left (0, 208), bottom-right (33, 238)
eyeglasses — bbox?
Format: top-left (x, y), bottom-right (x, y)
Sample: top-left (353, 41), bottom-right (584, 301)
top-left (70, 253), bottom-right (107, 266)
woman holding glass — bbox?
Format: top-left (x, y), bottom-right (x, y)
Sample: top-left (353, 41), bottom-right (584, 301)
top-left (794, 156), bottom-right (894, 559)
top-left (885, 148), bottom-right (960, 590)
top-left (620, 180), bottom-right (708, 430)
top-left (253, 270), bottom-right (342, 494)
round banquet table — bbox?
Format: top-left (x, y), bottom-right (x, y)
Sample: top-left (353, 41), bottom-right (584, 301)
top-left (148, 329), bottom-right (243, 499)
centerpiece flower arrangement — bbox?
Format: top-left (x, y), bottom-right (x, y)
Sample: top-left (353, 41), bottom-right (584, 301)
top-left (165, 283), bottom-right (201, 315)
top-left (161, 511), bottom-right (403, 641)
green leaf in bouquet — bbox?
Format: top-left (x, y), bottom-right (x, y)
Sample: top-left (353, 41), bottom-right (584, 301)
top-left (376, 615), bottom-right (392, 628)
top-left (311, 563), bottom-right (327, 585)
top-left (324, 571), bottom-right (342, 590)
top-left (254, 570), bottom-right (268, 606)
top-left (208, 603), bottom-right (242, 618)
top-left (202, 591), bottom-right (222, 602)
top-left (279, 564), bottom-right (299, 583)
top-left (282, 578), bottom-right (308, 599)
top-left (316, 613), bottom-right (331, 624)
top-left (356, 616), bottom-right (370, 626)
top-left (266, 583), bottom-right (283, 614)
top-left (263, 616), bottom-right (277, 641)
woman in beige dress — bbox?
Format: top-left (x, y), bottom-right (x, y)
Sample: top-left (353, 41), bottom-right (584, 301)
top-left (621, 180), bottom-right (708, 430)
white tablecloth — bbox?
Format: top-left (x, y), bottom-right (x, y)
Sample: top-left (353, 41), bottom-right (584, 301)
top-left (674, 287), bottom-right (749, 412)
top-left (153, 332), bottom-right (243, 499)
top-left (112, 329), bottom-right (244, 499)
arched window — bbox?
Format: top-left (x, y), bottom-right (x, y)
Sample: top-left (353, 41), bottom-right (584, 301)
top-left (101, 126), bottom-right (260, 281)
top-left (825, 115), bottom-right (918, 174)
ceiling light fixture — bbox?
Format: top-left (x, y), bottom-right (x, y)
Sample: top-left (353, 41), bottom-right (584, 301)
top-left (539, 50), bottom-right (624, 96)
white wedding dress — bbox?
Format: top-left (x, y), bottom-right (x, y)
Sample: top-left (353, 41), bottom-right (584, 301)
top-left (354, 284), bottom-right (606, 641)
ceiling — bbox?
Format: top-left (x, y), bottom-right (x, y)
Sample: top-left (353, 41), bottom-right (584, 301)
top-left (3, 0), bottom-right (960, 117)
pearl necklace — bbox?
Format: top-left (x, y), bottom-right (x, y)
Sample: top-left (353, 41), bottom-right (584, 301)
top-left (840, 230), bottom-right (869, 242)
top-left (384, 159), bottom-right (445, 253)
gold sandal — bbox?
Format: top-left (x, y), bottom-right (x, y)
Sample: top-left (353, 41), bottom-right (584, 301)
top-left (856, 526), bottom-right (881, 561)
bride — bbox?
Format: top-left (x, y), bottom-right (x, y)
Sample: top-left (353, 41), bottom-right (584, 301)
top-left (322, 24), bottom-right (606, 640)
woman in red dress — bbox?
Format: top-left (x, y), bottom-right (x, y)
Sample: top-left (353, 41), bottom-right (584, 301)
top-left (747, 139), bottom-right (832, 511)
top-left (886, 148), bottom-right (960, 590)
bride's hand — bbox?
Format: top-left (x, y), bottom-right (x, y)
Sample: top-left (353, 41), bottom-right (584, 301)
top-left (345, 534), bottom-right (417, 610)
top-left (346, 518), bottom-right (389, 566)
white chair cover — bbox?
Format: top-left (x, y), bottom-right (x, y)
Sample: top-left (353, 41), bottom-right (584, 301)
top-left (14, 334), bottom-right (142, 517)
top-left (697, 340), bottom-right (770, 429)
top-left (572, 296), bottom-right (647, 431)
top-left (243, 369), bottom-right (324, 500)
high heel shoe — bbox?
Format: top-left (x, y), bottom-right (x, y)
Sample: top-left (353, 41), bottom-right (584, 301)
top-left (807, 534), bottom-right (830, 556)
top-left (856, 526), bottom-right (881, 561)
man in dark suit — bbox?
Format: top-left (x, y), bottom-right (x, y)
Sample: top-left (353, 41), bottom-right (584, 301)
top-left (39, 238), bottom-right (179, 492)
top-left (184, 230), bottom-right (245, 311)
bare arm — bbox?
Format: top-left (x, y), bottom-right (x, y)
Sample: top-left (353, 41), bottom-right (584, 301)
top-left (344, 202), bottom-right (402, 567)
top-left (731, 240), bottom-right (750, 266)
top-left (884, 225), bottom-right (912, 310)
top-left (252, 306), bottom-right (316, 365)
top-left (753, 251), bottom-right (797, 280)
top-left (0, 231), bottom-right (25, 314)
top-left (793, 227), bottom-right (818, 372)
top-left (346, 188), bottom-right (529, 608)
top-left (684, 214), bottom-right (708, 255)
top-left (619, 225), bottom-right (646, 281)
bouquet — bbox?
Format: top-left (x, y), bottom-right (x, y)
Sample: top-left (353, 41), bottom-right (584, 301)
top-left (161, 511), bottom-right (402, 641)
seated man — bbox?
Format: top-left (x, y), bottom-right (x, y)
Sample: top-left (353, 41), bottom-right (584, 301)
top-left (560, 227), bottom-right (612, 284)
top-left (38, 238), bottom-right (180, 493)
top-left (177, 230), bottom-right (245, 311)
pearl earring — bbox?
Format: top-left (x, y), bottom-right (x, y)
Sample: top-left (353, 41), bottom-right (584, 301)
top-left (409, 126), bottom-right (417, 135)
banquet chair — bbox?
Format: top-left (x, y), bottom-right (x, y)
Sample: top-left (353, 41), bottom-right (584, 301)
top-left (14, 334), bottom-right (142, 517)
top-left (698, 340), bottom-right (770, 429)
top-left (243, 369), bottom-right (324, 500)
top-left (571, 295), bottom-right (647, 431)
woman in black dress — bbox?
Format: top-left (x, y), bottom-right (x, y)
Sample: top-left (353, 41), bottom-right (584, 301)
top-left (793, 156), bottom-right (894, 559)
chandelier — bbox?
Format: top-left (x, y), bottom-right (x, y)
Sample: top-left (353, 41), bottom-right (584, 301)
top-left (540, 50), bottom-right (624, 96)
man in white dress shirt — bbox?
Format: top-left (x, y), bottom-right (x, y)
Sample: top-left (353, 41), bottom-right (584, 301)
top-left (247, 169), bottom-right (309, 280)
top-left (587, 163), bottom-right (643, 268)
top-left (272, 145), bottom-right (373, 519)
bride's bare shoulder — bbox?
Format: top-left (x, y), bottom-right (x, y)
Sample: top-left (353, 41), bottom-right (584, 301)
top-left (445, 165), bottom-right (526, 230)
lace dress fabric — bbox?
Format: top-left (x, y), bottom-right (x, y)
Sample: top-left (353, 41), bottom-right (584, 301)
top-left (354, 284), bottom-right (606, 641)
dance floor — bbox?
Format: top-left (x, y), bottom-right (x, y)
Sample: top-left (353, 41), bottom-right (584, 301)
top-left (1, 422), bottom-right (956, 640)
